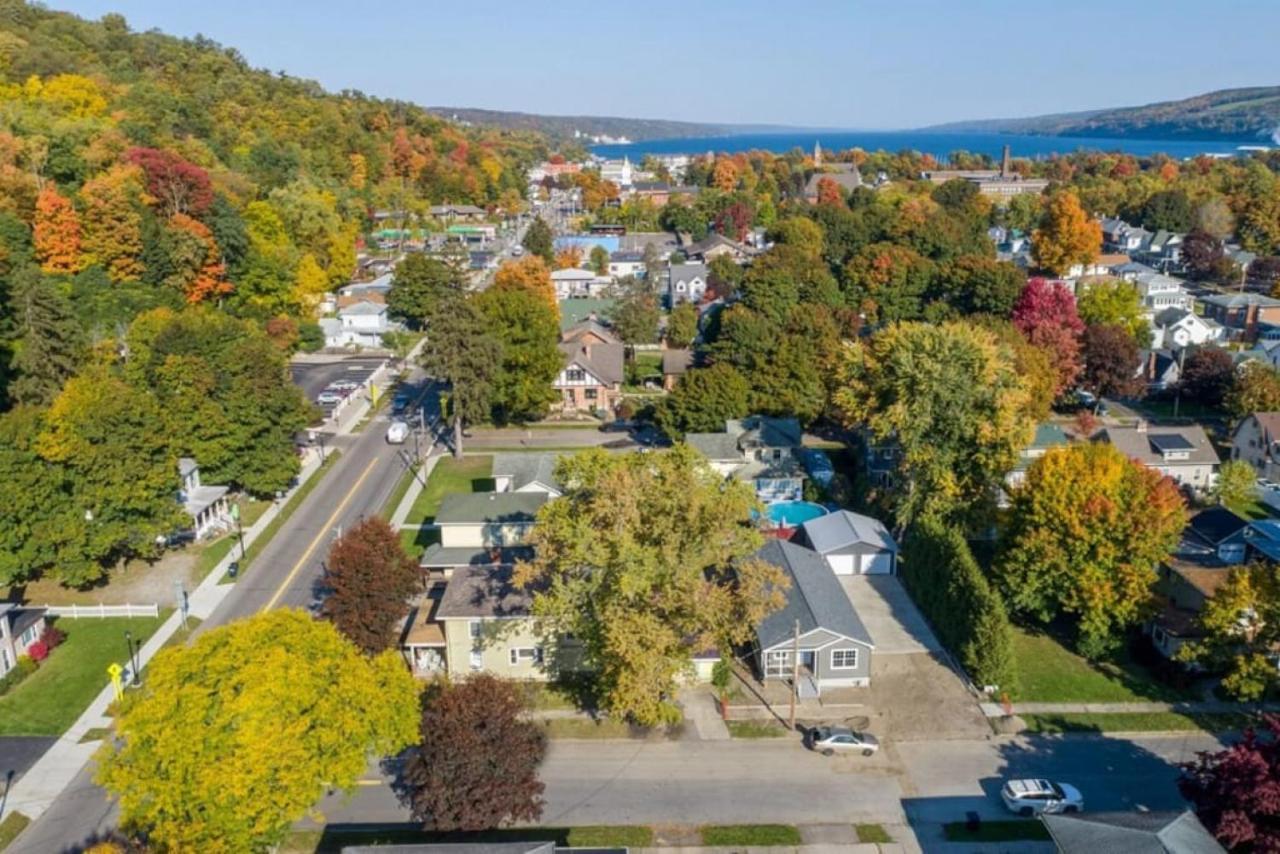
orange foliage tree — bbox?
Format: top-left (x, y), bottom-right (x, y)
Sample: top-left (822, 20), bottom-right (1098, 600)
top-left (492, 256), bottom-right (556, 313)
top-left (553, 246), bottom-right (583, 270)
top-left (80, 164), bottom-right (144, 282)
top-left (815, 176), bottom-right (844, 206)
top-left (169, 214), bottom-right (232, 303)
top-left (1031, 189), bottom-right (1101, 276)
top-left (33, 185), bottom-right (81, 274)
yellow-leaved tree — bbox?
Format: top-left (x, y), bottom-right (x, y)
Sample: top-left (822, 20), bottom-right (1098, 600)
top-left (96, 610), bottom-right (418, 852)
top-left (1031, 189), bottom-right (1101, 276)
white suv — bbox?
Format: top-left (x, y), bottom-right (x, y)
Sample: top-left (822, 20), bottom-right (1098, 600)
top-left (1000, 779), bottom-right (1083, 817)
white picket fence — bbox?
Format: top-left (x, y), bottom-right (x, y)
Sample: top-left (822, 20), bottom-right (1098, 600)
top-left (40, 603), bottom-right (160, 619)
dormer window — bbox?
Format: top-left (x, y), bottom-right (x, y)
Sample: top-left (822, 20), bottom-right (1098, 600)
top-left (1149, 434), bottom-right (1195, 463)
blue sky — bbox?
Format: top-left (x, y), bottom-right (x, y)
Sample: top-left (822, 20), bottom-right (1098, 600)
top-left (56, 0), bottom-right (1280, 128)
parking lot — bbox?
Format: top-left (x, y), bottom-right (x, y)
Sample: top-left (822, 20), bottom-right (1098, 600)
top-left (289, 357), bottom-right (386, 419)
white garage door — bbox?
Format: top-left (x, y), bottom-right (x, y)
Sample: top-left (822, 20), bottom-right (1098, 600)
top-left (859, 552), bottom-right (894, 575)
top-left (827, 554), bottom-right (856, 576)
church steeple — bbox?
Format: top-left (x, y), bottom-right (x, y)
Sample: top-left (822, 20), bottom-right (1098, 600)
top-left (814, 140), bottom-right (822, 167)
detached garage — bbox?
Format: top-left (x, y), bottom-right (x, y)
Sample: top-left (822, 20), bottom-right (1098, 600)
top-left (799, 510), bottom-right (898, 576)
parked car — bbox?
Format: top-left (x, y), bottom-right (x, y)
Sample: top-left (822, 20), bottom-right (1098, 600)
top-left (1000, 779), bottom-right (1083, 817)
top-left (316, 391), bottom-right (343, 405)
top-left (386, 420), bottom-right (410, 444)
top-left (804, 726), bottom-right (879, 757)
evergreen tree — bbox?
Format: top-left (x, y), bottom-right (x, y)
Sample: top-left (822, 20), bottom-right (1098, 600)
top-left (420, 295), bottom-right (502, 456)
top-left (7, 267), bottom-right (84, 407)
top-left (521, 216), bottom-right (555, 264)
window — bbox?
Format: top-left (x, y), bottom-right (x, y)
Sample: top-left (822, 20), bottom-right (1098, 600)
top-left (20, 625), bottom-right (38, 646)
top-left (508, 647), bottom-right (543, 665)
top-left (469, 621), bottom-right (483, 639)
top-left (566, 368), bottom-right (586, 383)
top-left (584, 388), bottom-right (597, 400)
top-left (764, 649), bottom-right (791, 678)
top-left (0, 647), bottom-right (10, 674)
top-left (469, 649), bottom-right (483, 670)
top-left (831, 648), bottom-right (859, 670)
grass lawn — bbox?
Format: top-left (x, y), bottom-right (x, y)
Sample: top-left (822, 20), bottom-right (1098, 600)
top-left (943, 820), bottom-right (1050, 842)
top-left (1135, 399), bottom-right (1227, 420)
top-left (700, 824), bottom-right (802, 846)
top-left (283, 825), bottom-right (652, 854)
top-left (398, 526), bottom-right (438, 561)
top-left (1227, 495), bottom-right (1274, 521)
top-left (856, 823), bottom-right (893, 844)
top-left (1011, 627), bottom-right (1193, 703)
top-left (221, 452), bottom-right (341, 583)
top-left (402, 455), bottom-right (493, 526)
top-left (0, 613), bottom-right (168, 736)
top-left (380, 465), bottom-right (419, 519)
top-left (539, 717), bottom-right (634, 739)
top-left (726, 720), bottom-right (790, 739)
top-left (0, 812), bottom-right (31, 851)
top-left (1022, 711), bottom-right (1257, 734)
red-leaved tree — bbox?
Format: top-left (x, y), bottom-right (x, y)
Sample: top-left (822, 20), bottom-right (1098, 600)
top-left (399, 674), bottom-right (547, 831)
top-left (320, 517), bottom-right (420, 654)
top-left (1180, 714), bottom-right (1280, 850)
top-left (714, 201), bottom-right (752, 242)
top-left (126, 147), bottom-right (214, 217)
top-left (1012, 277), bottom-right (1085, 396)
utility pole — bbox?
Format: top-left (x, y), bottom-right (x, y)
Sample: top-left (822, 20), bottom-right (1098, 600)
top-left (1172, 346), bottom-right (1188, 419)
top-left (788, 619), bottom-right (800, 731)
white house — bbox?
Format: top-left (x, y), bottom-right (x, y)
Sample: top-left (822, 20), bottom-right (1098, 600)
top-left (433, 493), bottom-right (547, 549)
top-left (179, 457), bottom-right (231, 540)
top-left (492, 452), bottom-right (564, 498)
top-left (551, 268), bottom-right (611, 299)
top-left (1151, 309), bottom-right (1224, 350)
top-left (1231, 412), bottom-right (1280, 483)
top-left (607, 251), bottom-right (647, 279)
top-left (320, 300), bottom-right (403, 349)
top-left (1098, 423), bottom-right (1220, 494)
top-left (1134, 273), bottom-right (1194, 315)
top-left (668, 262), bottom-right (709, 305)
top-left (599, 157), bottom-right (633, 187)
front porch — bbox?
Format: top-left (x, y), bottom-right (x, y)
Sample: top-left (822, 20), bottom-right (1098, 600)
top-left (401, 587), bottom-right (447, 677)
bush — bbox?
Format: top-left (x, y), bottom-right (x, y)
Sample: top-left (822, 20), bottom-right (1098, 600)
top-left (0, 655), bottom-right (38, 696)
top-left (900, 518), bottom-right (1018, 693)
top-left (27, 640), bottom-right (49, 662)
top-left (40, 624), bottom-right (66, 651)
top-left (297, 321), bottom-right (325, 352)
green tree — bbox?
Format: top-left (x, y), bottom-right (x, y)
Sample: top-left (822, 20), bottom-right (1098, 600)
top-left (387, 254), bottom-right (463, 327)
top-left (420, 295), bottom-right (501, 456)
top-left (515, 447), bottom-right (787, 726)
top-left (96, 610), bottom-right (418, 852)
top-left (6, 267), bottom-right (84, 407)
top-left (475, 286), bottom-right (562, 423)
top-left (0, 406), bottom-right (77, 585)
top-left (834, 320), bottom-right (1032, 526)
top-left (521, 216), bottom-right (555, 264)
top-left (1077, 280), bottom-right (1150, 346)
top-left (1140, 189), bottom-right (1194, 232)
top-left (588, 244), bottom-right (610, 276)
top-left (842, 242), bottom-right (936, 324)
top-left (1213, 459), bottom-right (1258, 510)
top-left (1228, 361), bottom-right (1280, 418)
top-left (936, 255), bottom-right (1025, 317)
top-left (1178, 564), bottom-right (1280, 701)
top-left (656, 363), bottom-right (751, 439)
top-left (997, 443), bottom-right (1187, 657)
top-left (666, 301), bottom-right (699, 346)
top-left (609, 277), bottom-right (660, 346)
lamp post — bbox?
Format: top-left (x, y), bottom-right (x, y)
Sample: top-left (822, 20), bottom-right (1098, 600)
top-left (124, 630), bottom-right (140, 687)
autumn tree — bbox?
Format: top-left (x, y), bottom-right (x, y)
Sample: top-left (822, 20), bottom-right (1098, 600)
top-left (656, 362), bottom-right (751, 439)
top-left (126, 147), bottom-right (214, 217)
top-left (79, 164), bottom-right (144, 282)
top-left (291, 253), bottom-right (329, 316)
top-left (1182, 230), bottom-right (1226, 280)
top-left (841, 242), bottom-right (936, 324)
top-left (1178, 564), bottom-right (1280, 701)
top-left (609, 278), bottom-right (659, 346)
top-left (997, 442), bottom-right (1187, 657)
top-left (1077, 280), bottom-right (1149, 346)
top-left (588, 243), bottom-right (610, 276)
top-left (815, 176), bottom-right (844, 207)
top-left (521, 216), bottom-right (554, 263)
top-left (667, 301), bottom-right (699, 346)
top-left (553, 245), bottom-right (583, 270)
top-left (1180, 714), bottom-right (1280, 850)
top-left (1081, 323), bottom-right (1143, 399)
top-left (1228, 361), bottom-right (1280, 418)
top-left (33, 185), bottom-right (80, 274)
top-left (516, 447), bottom-right (786, 725)
top-left (475, 285), bottom-right (561, 423)
top-left (167, 214), bottom-right (232, 303)
top-left (936, 255), bottom-right (1025, 317)
top-left (492, 255), bottom-right (557, 315)
top-left (835, 320), bottom-right (1032, 526)
top-left (420, 295), bottom-right (501, 456)
top-left (1213, 459), bottom-right (1259, 513)
top-left (400, 675), bottom-right (546, 831)
top-left (1012, 277), bottom-right (1085, 395)
top-left (97, 611), bottom-right (418, 852)
top-left (321, 518), bottom-right (420, 654)
top-left (1031, 189), bottom-right (1100, 275)
top-left (1180, 346), bottom-right (1235, 408)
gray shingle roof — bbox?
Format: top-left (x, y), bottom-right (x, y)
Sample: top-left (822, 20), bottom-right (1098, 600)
top-left (686, 432), bottom-right (743, 461)
top-left (433, 492), bottom-right (547, 525)
top-left (801, 511), bottom-right (897, 555)
top-left (752, 539), bottom-right (874, 650)
top-left (558, 341), bottom-right (625, 386)
top-left (662, 349), bottom-right (695, 376)
top-left (418, 545), bottom-right (534, 568)
top-left (1099, 425), bottom-right (1220, 468)
top-left (491, 452), bottom-right (563, 494)
top-left (435, 565), bottom-right (533, 620)
top-left (1041, 810), bottom-right (1223, 854)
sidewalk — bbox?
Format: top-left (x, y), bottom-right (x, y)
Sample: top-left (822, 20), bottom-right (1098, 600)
top-left (978, 699), bottom-right (1280, 717)
top-left (389, 454), bottom-right (440, 528)
top-left (3, 449), bottom-right (330, 821)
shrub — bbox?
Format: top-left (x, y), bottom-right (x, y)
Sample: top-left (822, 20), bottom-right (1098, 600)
top-left (27, 640), bottom-right (49, 662)
top-left (40, 624), bottom-right (66, 651)
top-left (900, 518), bottom-right (1018, 693)
top-left (0, 655), bottom-right (38, 696)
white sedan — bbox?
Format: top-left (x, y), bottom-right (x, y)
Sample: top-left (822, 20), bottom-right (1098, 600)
top-left (1000, 779), bottom-right (1083, 816)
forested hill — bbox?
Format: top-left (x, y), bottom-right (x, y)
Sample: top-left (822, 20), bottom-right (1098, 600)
top-left (428, 106), bottom-right (789, 144)
top-left (925, 87), bottom-right (1280, 142)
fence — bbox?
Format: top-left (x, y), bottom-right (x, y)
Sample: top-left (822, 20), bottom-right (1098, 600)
top-left (40, 603), bottom-right (160, 619)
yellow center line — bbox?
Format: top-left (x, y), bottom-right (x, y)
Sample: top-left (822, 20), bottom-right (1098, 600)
top-left (262, 456), bottom-right (380, 612)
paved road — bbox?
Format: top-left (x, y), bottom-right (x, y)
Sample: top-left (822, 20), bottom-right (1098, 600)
top-left (9, 373), bottom-right (443, 854)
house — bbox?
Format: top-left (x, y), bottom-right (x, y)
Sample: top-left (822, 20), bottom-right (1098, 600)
top-left (561, 318), bottom-right (620, 347)
top-left (1041, 810), bottom-right (1223, 854)
top-left (1066, 254), bottom-right (1131, 279)
top-left (1150, 309), bottom-right (1222, 350)
top-left (428, 204), bottom-right (487, 220)
top-left (434, 566), bottom-right (552, 680)
top-left (607, 250), bottom-right (647, 279)
top-left (1198, 292), bottom-right (1280, 341)
top-left (1136, 349), bottom-right (1182, 392)
top-left (492, 452), bottom-right (563, 497)
top-left (178, 458), bottom-right (231, 540)
top-left (554, 340), bottom-right (625, 413)
top-left (1138, 229), bottom-right (1185, 269)
top-left (686, 416), bottom-right (805, 502)
top-left (434, 492), bottom-right (547, 550)
top-left (320, 300), bottom-right (403, 349)
top-left (799, 511), bottom-right (898, 575)
top-left (678, 233), bottom-right (756, 264)
top-left (804, 164), bottom-right (863, 202)
top-left (551, 268), bottom-right (608, 299)
top-left (1232, 412), bottom-right (1280, 482)
top-left (667, 262), bottom-right (709, 305)
top-left (752, 539), bottom-right (875, 694)
top-left (1243, 338), bottom-right (1280, 370)
top-left (1134, 273), bottom-right (1195, 315)
top-left (661, 349), bottom-right (695, 391)
top-left (1007, 423), bottom-right (1071, 487)
top-left (0, 603), bottom-right (47, 676)
top-left (1097, 422), bottom-right (1220, 493)
top-left (1100, 217), bottom-right (1152, 254)
top-left (599, 157), bottom-right (633, 187)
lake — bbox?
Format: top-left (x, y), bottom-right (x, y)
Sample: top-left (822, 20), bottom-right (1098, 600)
top-left (590, 130), bottom-right (1261, 162)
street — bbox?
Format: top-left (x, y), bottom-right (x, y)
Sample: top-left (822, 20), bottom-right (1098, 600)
top-left (7, 369), bottom-right (442, 854)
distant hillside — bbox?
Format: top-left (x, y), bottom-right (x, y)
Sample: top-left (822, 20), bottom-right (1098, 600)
top-left (925, 87), bottom-right (1280, 143)
top-left (428, 107), bottom-right (790, 144)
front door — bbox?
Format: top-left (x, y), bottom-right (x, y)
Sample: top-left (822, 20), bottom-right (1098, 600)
top-left (799, 650), bottom-right (816, 675)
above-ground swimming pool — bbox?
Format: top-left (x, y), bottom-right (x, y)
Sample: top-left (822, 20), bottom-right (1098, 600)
top-left (765, 501), bottom-right (829, 527)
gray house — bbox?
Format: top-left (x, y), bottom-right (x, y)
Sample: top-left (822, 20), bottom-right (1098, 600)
top-left (0, 603), bottom-right (47, 676)
top-left (1041, 810), bottom-right (1223, 854)
top-left (752, 539), bottom-right (875, 694)
top-left (799, 510), bottom-right (898, 575)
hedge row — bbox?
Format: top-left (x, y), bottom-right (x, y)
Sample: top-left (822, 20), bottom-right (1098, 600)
top-left (899, 517), bottom-right (1018, 694)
